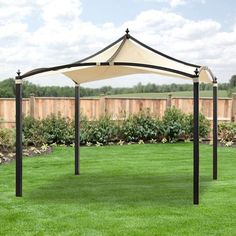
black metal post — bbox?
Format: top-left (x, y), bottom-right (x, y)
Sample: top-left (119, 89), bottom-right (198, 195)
top-left (213, 78), bottom-right (218, 180)
top-left (15, 70), bottom-right (23, 197)
top-left (75, 84), bottom-right (80, 175)
top-left (193, 73), bottom-right (199, 205)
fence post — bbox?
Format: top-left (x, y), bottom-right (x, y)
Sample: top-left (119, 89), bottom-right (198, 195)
top-left (167, 93), bottom-right (172, 108)
top-left (29, 93), bottom-right (35, 118)
top-left (99, 95), bottom-right (107, 117)
top-left (232, 93), bottom-right (236, 122)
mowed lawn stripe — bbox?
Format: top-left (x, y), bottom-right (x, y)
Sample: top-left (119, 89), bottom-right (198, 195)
top-left (0, 143), bottom-right (235, 236)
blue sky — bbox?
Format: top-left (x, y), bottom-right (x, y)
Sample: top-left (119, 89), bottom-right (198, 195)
top-left (81, 0), bottom-right (236, 31)
top-left (0, 0), bottom-right (236, 87)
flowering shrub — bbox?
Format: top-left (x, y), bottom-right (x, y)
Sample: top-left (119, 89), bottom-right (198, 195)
top-left (218, 122), bottom-right (236, 145)
top-left (0, 128), bottom-right (15, 151)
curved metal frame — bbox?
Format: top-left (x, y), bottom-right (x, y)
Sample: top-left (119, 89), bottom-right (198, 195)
top-left (21, 62), bottom-right (198, 80)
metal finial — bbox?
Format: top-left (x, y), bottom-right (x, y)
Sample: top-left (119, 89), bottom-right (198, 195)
top-left (194, 68), bottom-right (199, 76)
top-left (213, 77), bottom-right (217, 83)
top-left (17, 69), bottom-right (21, 76)
top-left (125, 28), bottom-right (130, 39)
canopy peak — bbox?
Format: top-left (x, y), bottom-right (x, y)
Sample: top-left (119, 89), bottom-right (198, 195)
top-left (125, 28), bottom-right (130, 39)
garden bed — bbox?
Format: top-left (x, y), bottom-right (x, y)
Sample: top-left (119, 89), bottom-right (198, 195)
top-left (0, 145), bottom-right (53, 165)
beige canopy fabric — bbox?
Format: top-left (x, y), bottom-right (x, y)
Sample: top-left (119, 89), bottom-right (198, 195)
top-left (22, 31), bottom-right (214, 83)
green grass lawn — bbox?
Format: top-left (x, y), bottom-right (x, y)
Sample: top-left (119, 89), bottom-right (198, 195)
top-left (106, 90), bottom-right (228, 98)
top-left (0, 143), bottom-right (235, 236)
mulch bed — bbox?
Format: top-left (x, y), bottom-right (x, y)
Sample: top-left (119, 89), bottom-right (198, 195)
top-left (201, 140), bottom-right (236, 148)
top-left (1, 140), bottom-right (235, 165)
top-left (0, 146), bottom-right (53, 165)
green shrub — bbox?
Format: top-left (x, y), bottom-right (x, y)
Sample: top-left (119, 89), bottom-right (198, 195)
top-left (42, 113), bottom-right (74, 145)
top-left (120, 112), bottom-right (164, 142)
top-left (218, 122), bottom-right (236, 142)
top-left (199, 113), bottom-right (211, 138)
top-left (21, 109), bottom-right (212, 147)
top-left (162, 107), bottom-right (185, 142)
top-left (163, 107), bottom-right (185, 124)
top-left (23, 116), bottom-right (46, 146)
top-left (162, 107), bottom-right (210, 141)
top-left (77, 114), bottom-right (90, 145)
top-left (81, 116), bottom-right (118, 144)
top-left (164, 121), bottom-right (184, 142)
top-left (183, 113), bottom-right (211, 139)
top-left (0, 128), bottom-right (15, 151)
top-left (24, 114), bottom-right (74, 146)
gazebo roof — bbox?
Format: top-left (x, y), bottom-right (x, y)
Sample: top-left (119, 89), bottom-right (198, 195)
top-left (22, 29), bottom-right (214, 84)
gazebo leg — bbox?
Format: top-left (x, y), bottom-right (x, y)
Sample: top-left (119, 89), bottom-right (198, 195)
top-left (213, 78), bottom-right (218, 180)
top-left (193, 77), bottom-right (199, 205)
top-left (75, 83), bottom-right (80, 175)
top-left (15, 70), bottom-right (23, 197)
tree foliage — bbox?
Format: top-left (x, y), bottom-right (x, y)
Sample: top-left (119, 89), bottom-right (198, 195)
top-left (229, 75), bottom-right (236, 88)
top-left (227, 75), bottom-right (236, 96)
top-left (0, 77), bottom-right (232, 98)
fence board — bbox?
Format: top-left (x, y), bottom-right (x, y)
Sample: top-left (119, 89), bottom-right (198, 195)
top-left (0, 96), bottom-right (234, 128)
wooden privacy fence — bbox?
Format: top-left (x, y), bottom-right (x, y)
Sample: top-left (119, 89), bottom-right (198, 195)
top-left (0, 94), bottom-right (235, 128)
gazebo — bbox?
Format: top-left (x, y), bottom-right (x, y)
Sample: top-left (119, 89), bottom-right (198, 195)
top-left (15, 29), bottom-right (218, 205)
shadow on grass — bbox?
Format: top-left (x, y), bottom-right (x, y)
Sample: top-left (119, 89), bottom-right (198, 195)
top-left (26, 172), bottom-right (212, 207)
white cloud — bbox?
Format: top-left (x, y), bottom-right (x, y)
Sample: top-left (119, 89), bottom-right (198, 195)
top-left (142, 0), bottom-right (205, 8)
top-left (0, 23), bottom-right (28, 39)
top-left (0, 1), bottom-right (32, 24)
top-left (0, 1), bottom-right (235, 87)
top-left (36, 0), bottom-right (82, 23)
top-left (142, 0), bottom-right (186, 7)
top-left (169, 0), bottom-right (186, 7)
